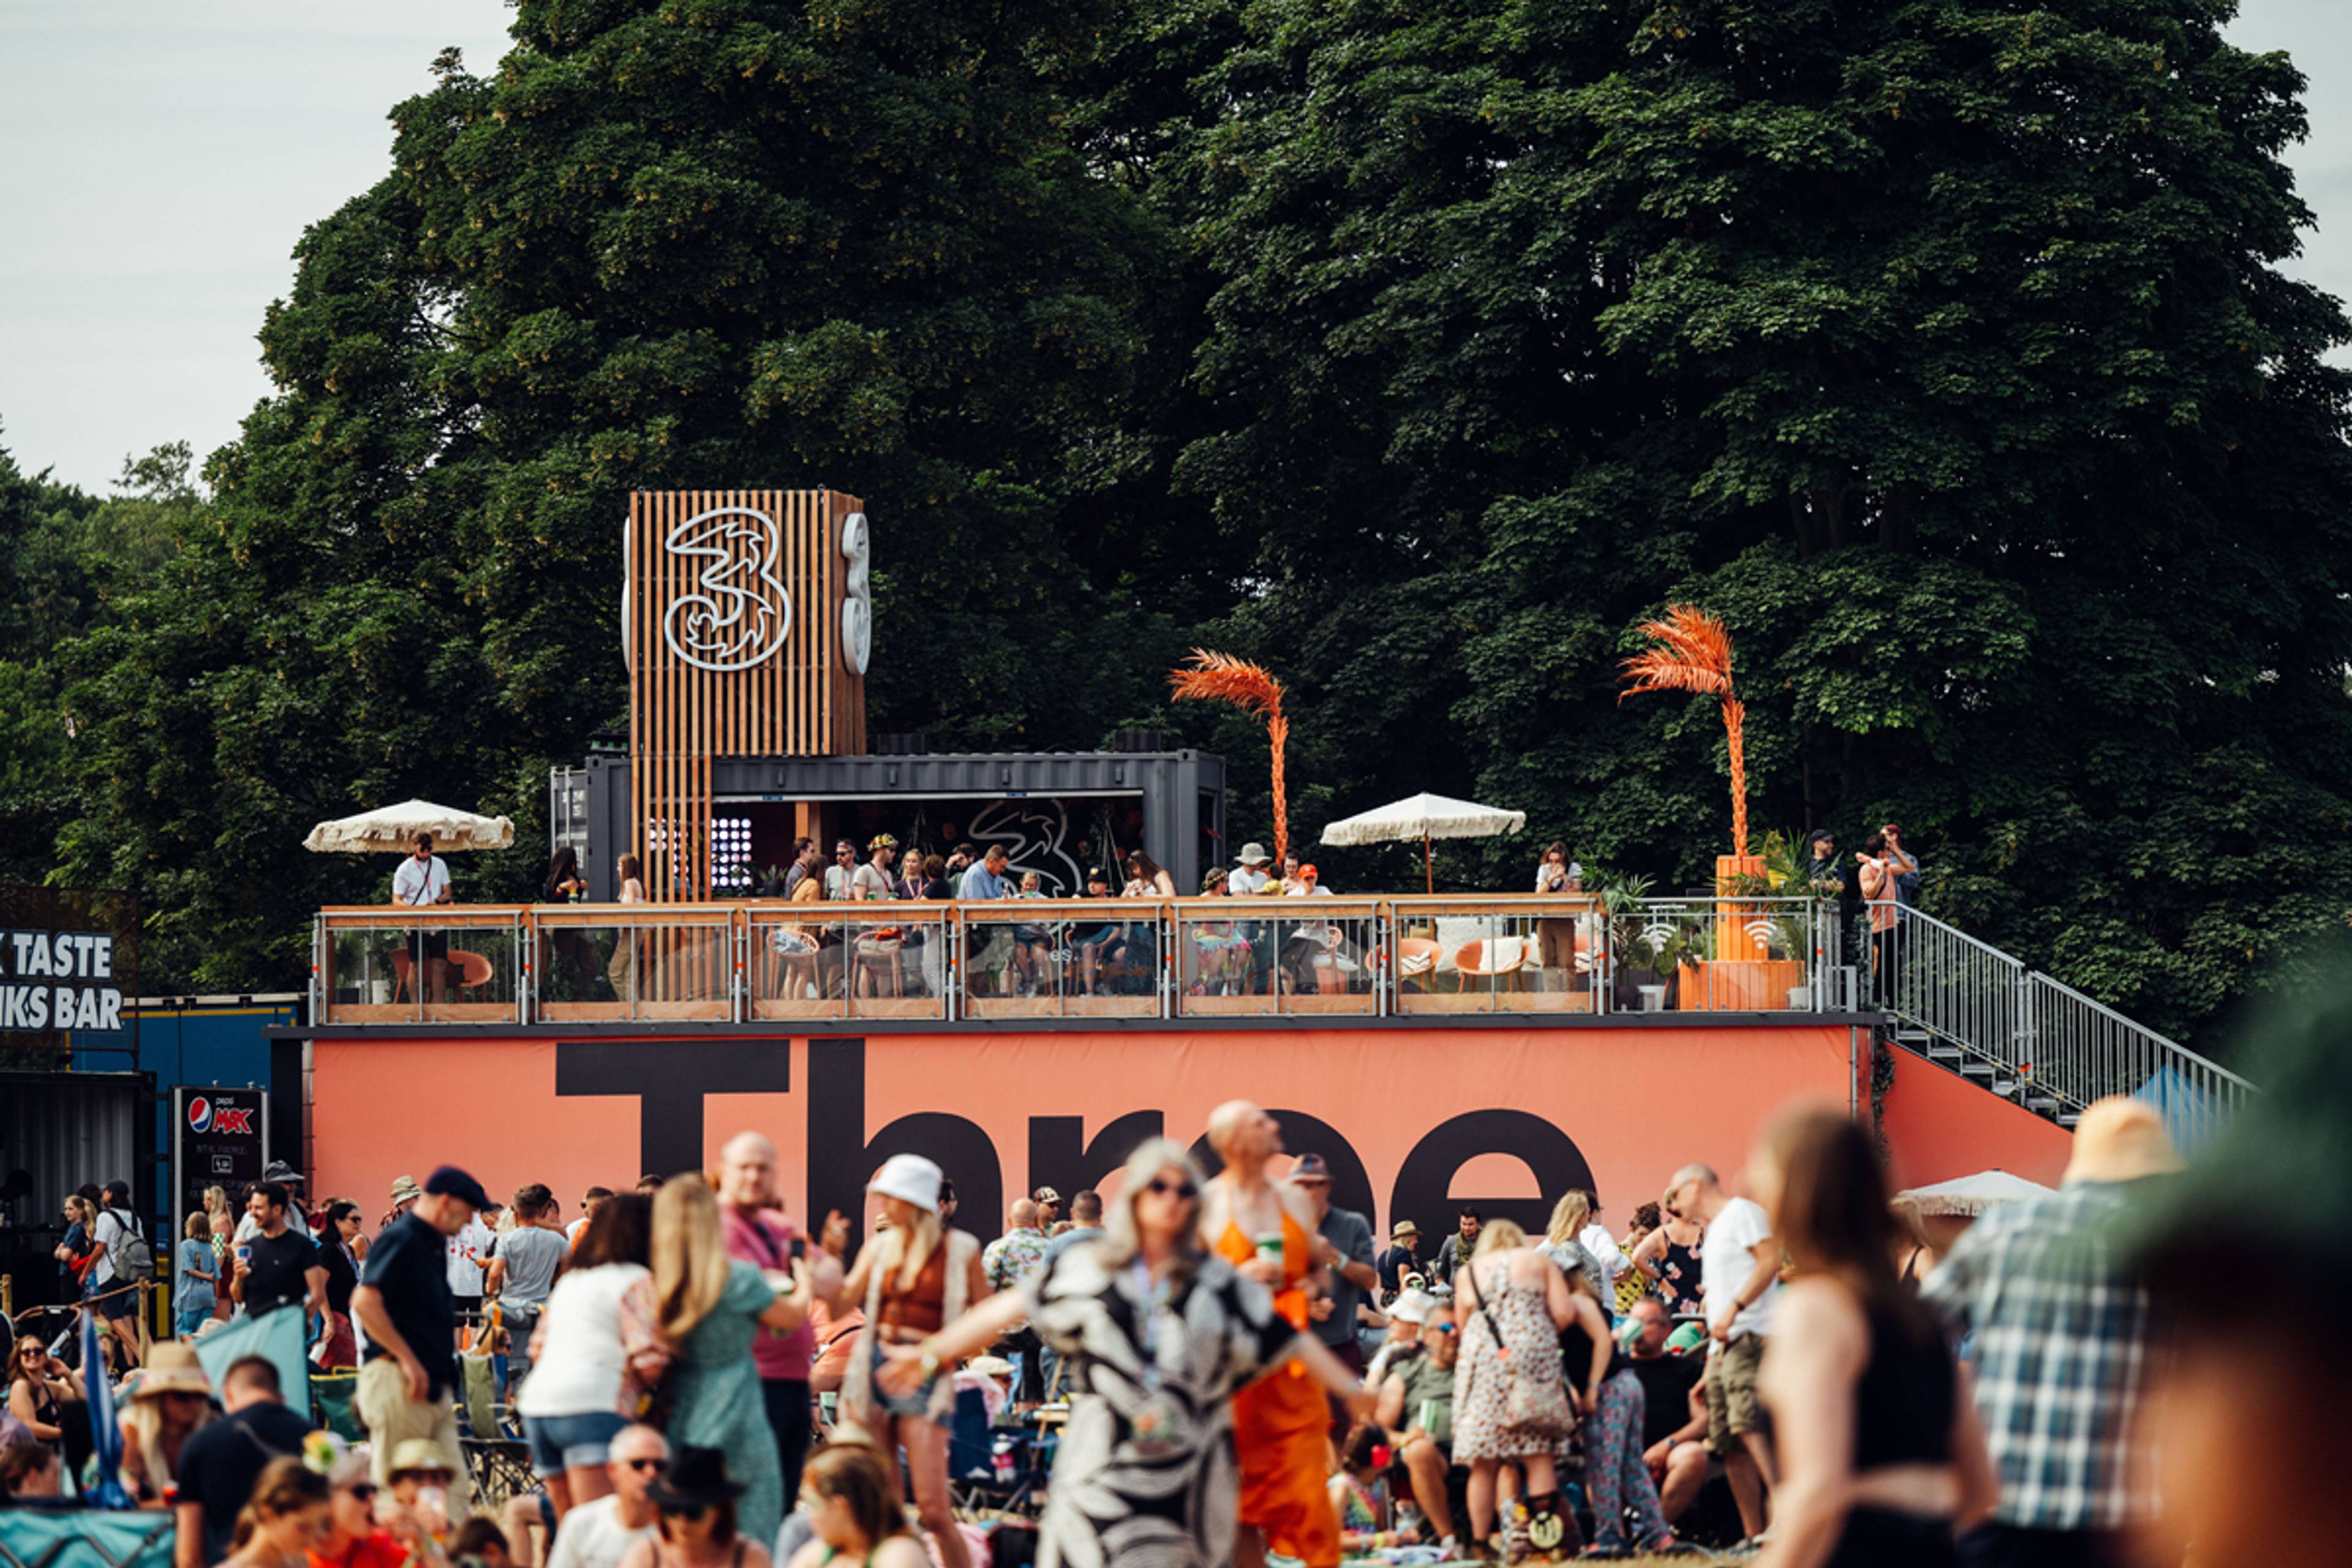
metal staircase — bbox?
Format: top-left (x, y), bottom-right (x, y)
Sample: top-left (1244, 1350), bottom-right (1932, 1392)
top-left (1868, 909), bottom-right (2253, 1129)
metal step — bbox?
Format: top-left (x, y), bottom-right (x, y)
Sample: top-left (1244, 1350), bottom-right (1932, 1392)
top-left (1991, 1079), bottom-right (2018, 1098)
top-left (2059, 1110), bottom-right (2083, 1128)
top-left (1925, 1044), bottom-right (1963, 1063)
top-left (1959, 1060), bottom-right (1995, 1079)
top-left (2024, 1095), bottom-right (2060, 1115)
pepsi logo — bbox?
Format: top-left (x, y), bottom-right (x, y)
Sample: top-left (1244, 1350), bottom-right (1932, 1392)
top-left (188, 1098), bottom-right (254, 1136)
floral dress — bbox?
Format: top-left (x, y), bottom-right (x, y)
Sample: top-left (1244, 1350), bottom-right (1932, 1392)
top-left (1023, 1242), bottom-right (1303, 1568)
top-left (1453, 1261), bottom-right (1575, 1461)
top-left (1655, 1224), bottom-right (1705, 1319)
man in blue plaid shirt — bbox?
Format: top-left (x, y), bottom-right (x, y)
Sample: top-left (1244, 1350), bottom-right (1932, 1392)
top-left (1921, 1099), bottom-right (2181, 1568)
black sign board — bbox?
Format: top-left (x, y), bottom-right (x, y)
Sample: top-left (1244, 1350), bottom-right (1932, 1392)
top-left (0, 884), bottom-right (137, 1059)
top-left (171, 1085), bottom-right (271, 1252)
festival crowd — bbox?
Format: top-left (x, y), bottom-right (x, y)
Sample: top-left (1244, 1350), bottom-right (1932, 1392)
top-left (4, 1069), bottom-right (2337, 1568)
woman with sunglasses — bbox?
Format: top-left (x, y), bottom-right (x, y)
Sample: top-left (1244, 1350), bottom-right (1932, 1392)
top-left (783, 1443), bottom-right (925, 1568)
top-left (309, 1448), bottom-right (448, 1568)
top-left (619, 1445), bottom-right (772, 1568)
top-left (878, 1139), bottom-right (1374, 1568)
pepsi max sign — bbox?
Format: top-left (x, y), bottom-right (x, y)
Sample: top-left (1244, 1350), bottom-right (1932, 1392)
top-left (0, 927), bottom-right (126, 1034)
top-left (174, 1086), bottom-right (268, 1250)
top-left (187, 1097), bottom-right (256, 1136)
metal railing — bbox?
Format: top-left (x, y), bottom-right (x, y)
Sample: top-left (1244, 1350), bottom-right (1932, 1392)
top-left (309, 895), bottom-right (1846, 1027)
top-left (1877, 908), bottom-right (2253, 1119)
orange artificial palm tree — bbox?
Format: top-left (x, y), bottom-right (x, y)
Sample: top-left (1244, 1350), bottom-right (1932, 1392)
top-left (1170, 649), bottom-right (1291, 862)
top-left (1620, 605), bottom-right (1749, 857)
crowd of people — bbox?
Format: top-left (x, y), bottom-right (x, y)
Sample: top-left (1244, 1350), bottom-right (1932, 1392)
top-left (5, 1067), bottom-right (2330, 1568)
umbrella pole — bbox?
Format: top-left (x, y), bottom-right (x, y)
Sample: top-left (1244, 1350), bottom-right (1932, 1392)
top-left (1425, 829), bottom-right (1434, 895)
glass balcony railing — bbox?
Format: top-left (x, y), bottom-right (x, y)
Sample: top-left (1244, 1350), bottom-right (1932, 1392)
top-left (311, 895), bottom-right (1848, 1026)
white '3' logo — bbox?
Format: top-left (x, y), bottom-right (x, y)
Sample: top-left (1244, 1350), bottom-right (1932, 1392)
top-left (662, 505), bottom-right (793, 671)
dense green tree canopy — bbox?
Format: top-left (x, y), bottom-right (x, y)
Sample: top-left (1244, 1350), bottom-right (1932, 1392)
top-left (7, 0), bottom-right (2346, 1052)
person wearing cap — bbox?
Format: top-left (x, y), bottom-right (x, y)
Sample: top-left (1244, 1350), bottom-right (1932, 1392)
top-left (118, 1341), bottom-right (214, 1505)
top-left (1287, 1155), bottom-right (1379, 1382)
top-left (834, 1153), bottom-right (988, 1568)
top-left (1374, 1302), bottom-right (1463, 1554)
top-left (1921, 1098), bottom-right (2182, 1568)
top-left (1230, 842), bottom-right (1275, 895)
top-left (353, 1164), bottom-right (491, 1512)
top-left (1363, 1287), bottom-right (1435, 1385)
top-left (1031, 1186), bottom-right (1063, 1229)
top-left (1623, 1300), bottom-right (1708, 1529)
top-left (1376, 1219), bottom-right (1422, 1306)
top-left (381, 1174), bottom-right (422, 1237)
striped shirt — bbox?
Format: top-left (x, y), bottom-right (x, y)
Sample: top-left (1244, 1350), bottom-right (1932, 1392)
top-left (1920, 1180), bottom-right (2155, 1530)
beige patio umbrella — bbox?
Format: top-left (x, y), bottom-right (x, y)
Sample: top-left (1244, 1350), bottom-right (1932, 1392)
top-left (1890, 1169), bottom-right (2052, 1218)
top-left (302, 799), bottom-right (516, 854)
top-left (1319, 791), bottom-right (1527, 894)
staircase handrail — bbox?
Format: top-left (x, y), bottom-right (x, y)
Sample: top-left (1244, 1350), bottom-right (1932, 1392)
top-left (1886, 906), bottom-right (2253, 1114)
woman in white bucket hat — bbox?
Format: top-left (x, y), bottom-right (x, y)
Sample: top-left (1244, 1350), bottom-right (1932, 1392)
top-left (835, 1153), bottom-right (990, 1568)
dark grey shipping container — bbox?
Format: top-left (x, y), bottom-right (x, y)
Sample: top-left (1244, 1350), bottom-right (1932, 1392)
top-left (0, 1069), bottom-right (151, 1314)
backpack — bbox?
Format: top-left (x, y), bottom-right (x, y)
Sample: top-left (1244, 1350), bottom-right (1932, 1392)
top-left (104, 1207), bottom-right (154, 1278)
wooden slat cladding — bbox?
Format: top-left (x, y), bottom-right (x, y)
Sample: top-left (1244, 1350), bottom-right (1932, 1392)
top-left (628, 489), bottom-right (867, 902)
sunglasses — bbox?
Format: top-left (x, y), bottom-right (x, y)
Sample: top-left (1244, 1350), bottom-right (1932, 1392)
top-left (1144, 1178), bottom-right (1198, 1200)
top-left (662, 1503), bottom-right (712, 1523)
top-left (347, 1485), bottom-right (379, 1502)
top-left (625, 1458), bottom-right (668, 1473)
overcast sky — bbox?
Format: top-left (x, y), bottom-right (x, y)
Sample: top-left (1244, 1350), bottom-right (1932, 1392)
top-left (1, 0), bottom-right (2346, 494)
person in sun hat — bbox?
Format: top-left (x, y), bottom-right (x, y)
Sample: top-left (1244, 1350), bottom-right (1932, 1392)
top-left (1230, 842), bottom-right (1276, 895)
top-left (1377, 1218), bottom-right (1423, 1306)
top-left (116, 1341), bottom-right (214, 1504)
top-left (1921, 1098), bottom-right (2183, 1568)
top-left (636, 1446), bottom-right (752, 1562)
top-left (381, 1174), bottom-right (422, 1236)
top-left (830, 1154), bottom-right (989, 1568)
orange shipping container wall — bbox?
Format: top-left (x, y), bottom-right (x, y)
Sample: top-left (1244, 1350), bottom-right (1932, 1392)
top-left (312, 1026), bottom-right (1868, 1240)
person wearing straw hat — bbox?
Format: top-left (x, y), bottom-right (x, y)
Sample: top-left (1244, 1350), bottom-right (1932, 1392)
top-left (833, 1154), bottom-right (987, 1568)
top-left (1921, 1098), bottom-right (2184, 1568)
top-left (118, 1342), bottom-right (214, 1504)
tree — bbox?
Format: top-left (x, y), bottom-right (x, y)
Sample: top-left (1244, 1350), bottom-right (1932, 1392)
top-left (55, 0), bottom-right (1165, 989)
top-left (1119, 0), bottom-right (2352, 1048)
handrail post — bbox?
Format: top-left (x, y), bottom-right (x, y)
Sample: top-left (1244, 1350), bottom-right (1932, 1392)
top-left (515, 911), bottom-right (530, 1027)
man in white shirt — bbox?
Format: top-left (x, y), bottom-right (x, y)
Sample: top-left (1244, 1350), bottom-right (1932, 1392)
top-left (1229, 842), bottom-right (1274, 895)
top-left (89, 1178), bottom-right (147, 1369)
top-left (390, 832), bottom-right (454, 1002)
top-left (1575, 1192), bottom-right (1629, 1308)
top-left (445, 1204), bottom-right (495, 1344)
top-left (546, 1425), bottom-right (668, 1568)
top-left (1669, 1161), bottom-right (1781, 1547)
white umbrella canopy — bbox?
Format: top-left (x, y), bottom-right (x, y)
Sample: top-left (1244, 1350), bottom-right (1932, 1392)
top-left (303, 799), bottom-right (516, 854)
top-left (1320, 792), bottom-right (1528, 892)
top-left (1891, 1169), bottom-right (2054, 1218)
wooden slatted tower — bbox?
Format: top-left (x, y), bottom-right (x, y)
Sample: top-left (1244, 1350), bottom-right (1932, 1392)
top-left (624, 489), bottom-right (869, 901)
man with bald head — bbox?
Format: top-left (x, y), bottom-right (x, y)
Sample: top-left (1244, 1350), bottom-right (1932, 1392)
top-left (1198, 1101), bottom-right (1352, 1568)
top-left (718, 1130), bottom-right (829, 1499)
